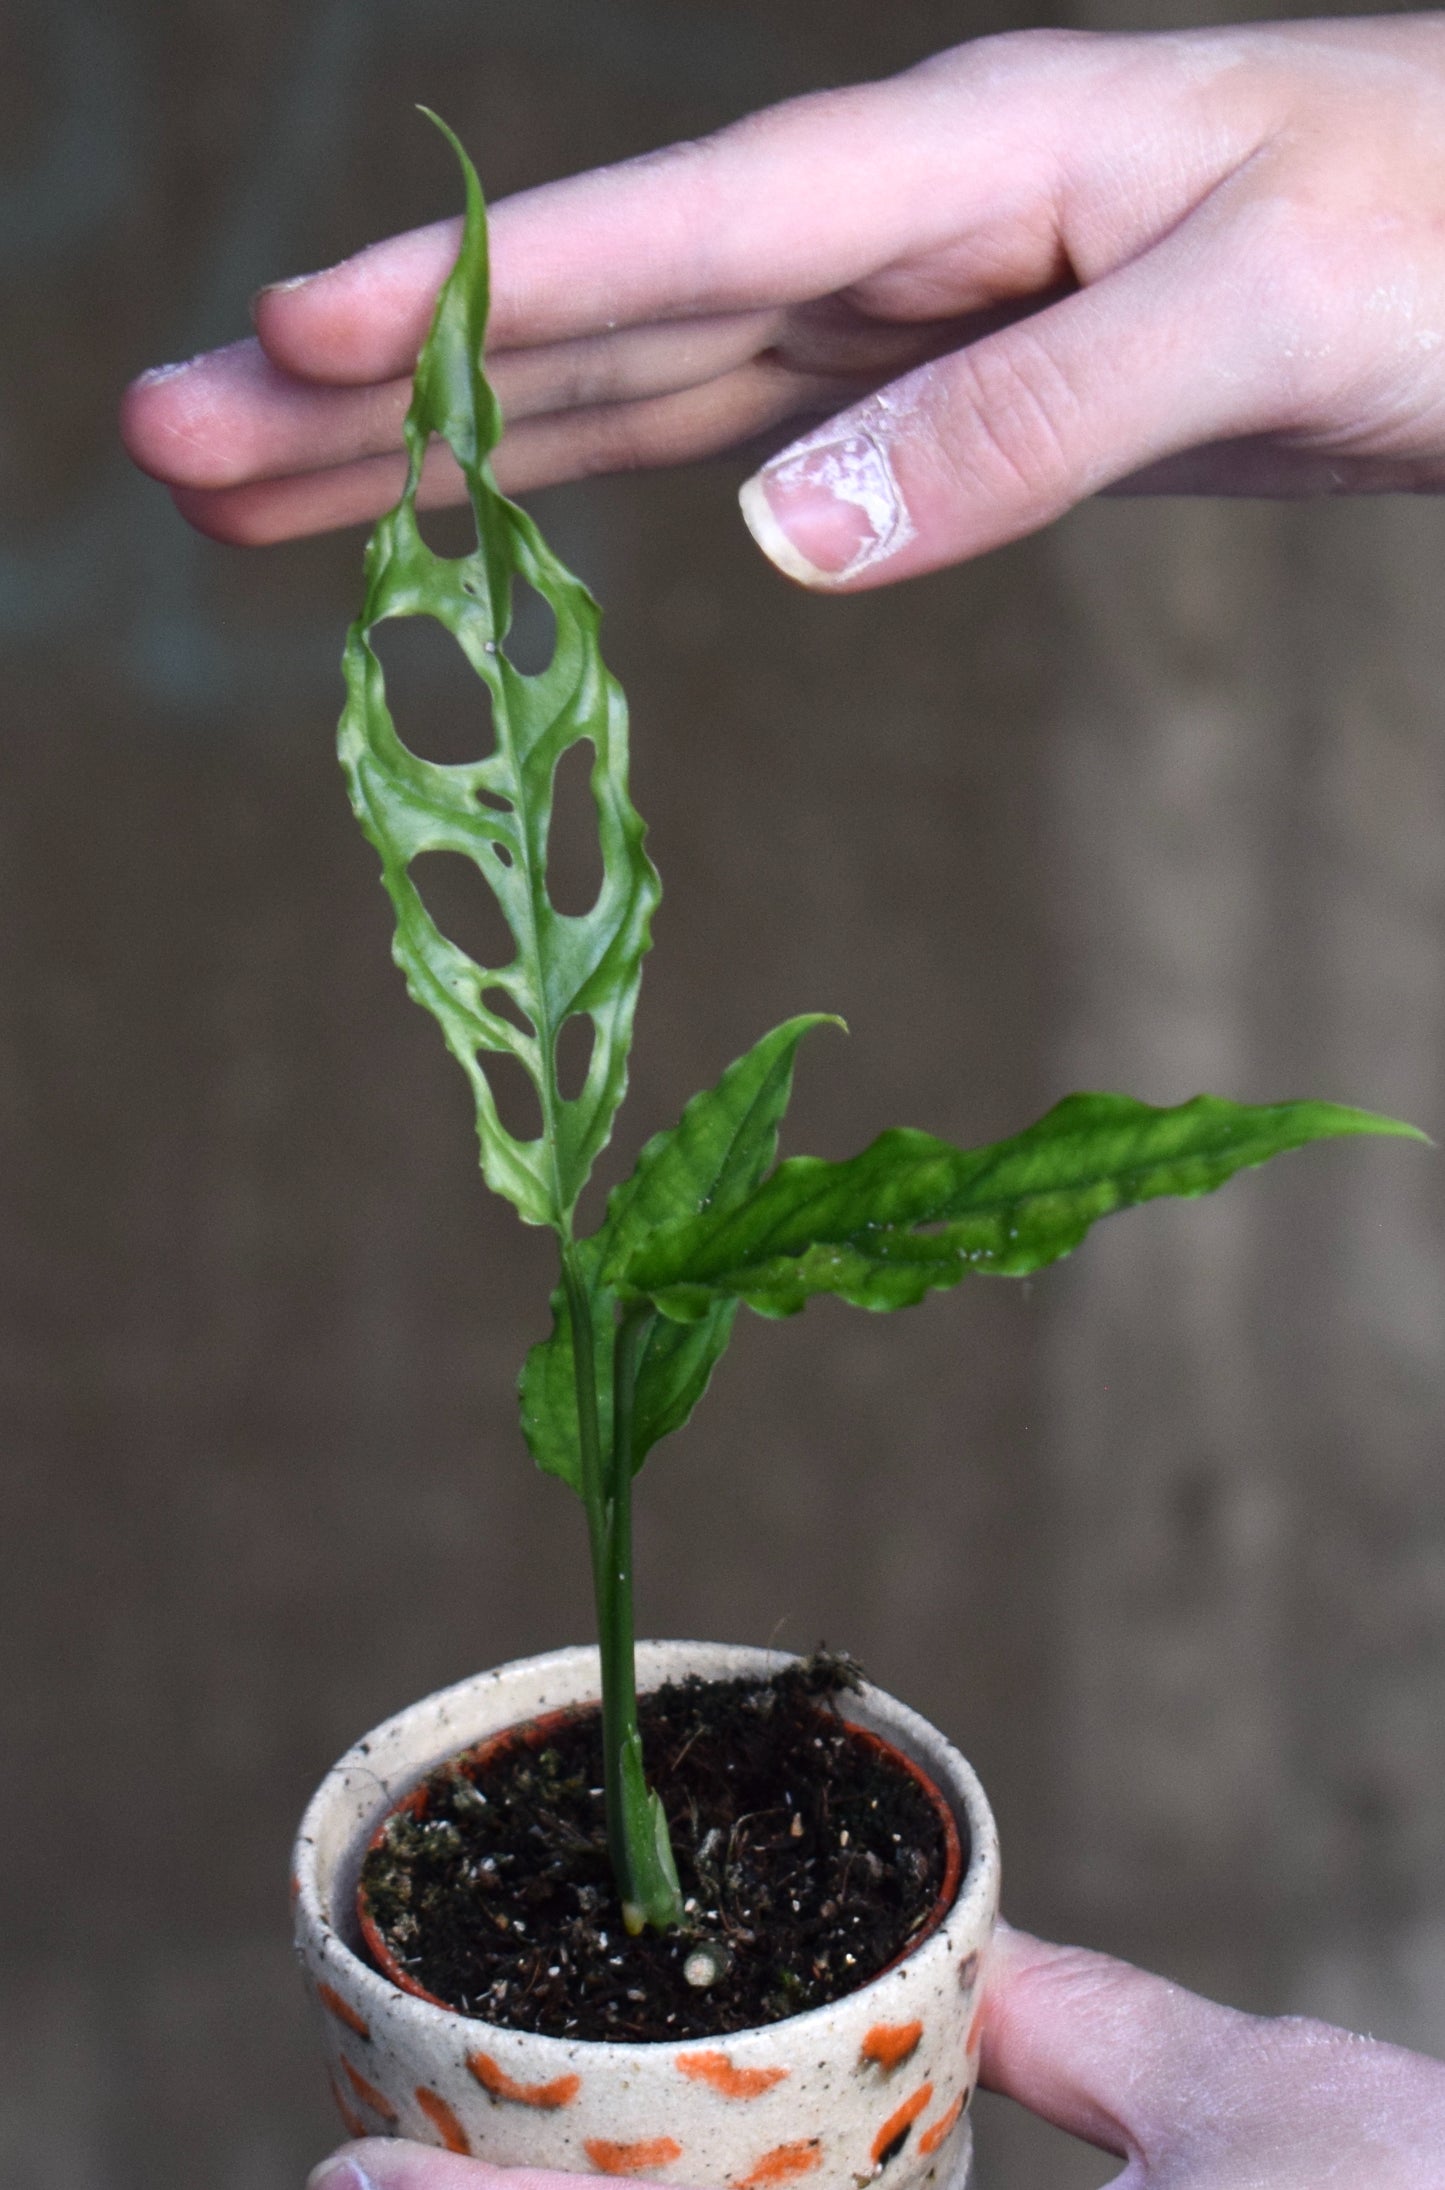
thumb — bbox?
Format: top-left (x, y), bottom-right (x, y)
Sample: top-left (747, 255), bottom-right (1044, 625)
top-left (978, 1922), bottom-right (1445, 2187)
top-left (307, 2143), bottom-right (630, 2190)
top-left (738, 226), bottom-right (1272, 587)
top-left (977, 1923), bottom-right (1247, 2170)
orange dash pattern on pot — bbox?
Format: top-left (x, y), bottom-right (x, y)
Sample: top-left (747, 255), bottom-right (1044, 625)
top-left (468, 2052), bottom-right (580, 2108)
top-left (678, 2051), bottom-right (790, 2099)
top-left (917, 2094), bottom-right (964, 2156)
top-left (859, 2021), bottom-right (923, 2074)
top-left (415, 2086), bottom-right (471, 2153)
top-left (316, 1980), bottom-right (370, 2041)
top-left (870, 2082), bottom-right (933, 2166)
top-left (328, 2070), bottom-right (368, 2141)
top-left (732, 2138), bottom-right (822, 2188)
top-left (585, 2137), bottom-right (684, 2175)
top-left (342, 2056), bottom-right (399, 2122)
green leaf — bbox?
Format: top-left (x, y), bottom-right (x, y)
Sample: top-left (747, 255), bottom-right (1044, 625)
top-left (338, 115), bottom-right (658, 1231)
top-left (613, 1091), bottom-right (1428, 1321)
top-left (520, 1014), bottom-right (841, 1488)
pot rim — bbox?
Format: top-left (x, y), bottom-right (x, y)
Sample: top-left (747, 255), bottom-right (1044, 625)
top-left (294, 1640), bottom-right (999, 2058)
top-left (355, 1695), bottom-right (965, 2017)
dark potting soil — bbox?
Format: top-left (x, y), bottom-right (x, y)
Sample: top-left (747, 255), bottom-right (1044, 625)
top-left (359, 1656), bottom-right (955, 2042)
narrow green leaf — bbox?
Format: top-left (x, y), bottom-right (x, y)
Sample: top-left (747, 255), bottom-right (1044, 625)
top-left (613, 1091), bottom-right (1428, 1321)
top-left (339, 117), bottom-right (658, 1230)
top-left (520, 1014), bottom-right (841, 1487)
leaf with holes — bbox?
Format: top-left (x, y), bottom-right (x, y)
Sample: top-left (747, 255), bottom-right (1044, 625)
top-left (338, 115), bottom-right (658, 1231)
top-left (520, 1014), bottom-right (842, 1490)
top-left (611, 1092), bottom-right (1428, 1320)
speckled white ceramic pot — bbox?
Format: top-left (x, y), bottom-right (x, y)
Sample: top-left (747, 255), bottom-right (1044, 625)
top-left (294, 1643), bottom-right (999, 2190)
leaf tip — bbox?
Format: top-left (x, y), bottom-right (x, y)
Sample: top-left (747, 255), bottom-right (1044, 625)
top-left (415, 107), bottom-right (479, 195)
top-left (1336, 1104), bottom-right (1433, 1148)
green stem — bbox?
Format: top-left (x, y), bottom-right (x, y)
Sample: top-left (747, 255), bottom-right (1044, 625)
top-left (560, 1243), bottom-right (610, 1632)
top-left (603, 1302), bottom-right (648, 1772)
top-left (609, 1300), bottom-right (684, 1932)
top-left (603, 1305), bottom-right (647, 1858)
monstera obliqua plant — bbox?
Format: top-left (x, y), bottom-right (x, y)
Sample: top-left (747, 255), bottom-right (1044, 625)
top-left (340, 120), bottom-right (1424, 1938)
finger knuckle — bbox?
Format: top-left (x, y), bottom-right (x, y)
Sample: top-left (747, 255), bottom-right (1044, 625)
top-left (938, 333), bottom-right (1081, 510)
top-left (912, 25), bottom-right (1100, 94)
top-left (1224, 181), bottom-right (1396, 420)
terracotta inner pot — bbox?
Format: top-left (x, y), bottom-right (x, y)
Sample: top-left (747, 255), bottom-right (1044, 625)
top-left (359, 1699), bottom-right (963, 2019)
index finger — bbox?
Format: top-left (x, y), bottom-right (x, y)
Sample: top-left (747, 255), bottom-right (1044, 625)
top-left (253, 54), bottom-right (1076, 385)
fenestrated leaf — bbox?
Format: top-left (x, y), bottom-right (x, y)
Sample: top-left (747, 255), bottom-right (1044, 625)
top-left (339, 115), bottom-right (658, 1230)
top-left (520, 1014), bottom-right (841, 1488)
top-left (611, 1091), bottom-right (1428, 1322)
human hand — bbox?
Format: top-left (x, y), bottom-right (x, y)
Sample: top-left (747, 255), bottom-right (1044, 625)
top-left (123, 17), bottom-right (1445, 586)
top-left (301, 1922), bottom-right (1445, 2190)
top-left (980, 1921), bottom-right (1445, 2186)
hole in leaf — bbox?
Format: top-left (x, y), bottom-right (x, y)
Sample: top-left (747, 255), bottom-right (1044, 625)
top-left (414, 498), bottom-right (479, 560)
top-left (476, 787), bottom-right (512, 813)
top-left (555, 1013), bottom-right (596, 1102)
top-left (546, 740), bottom-right (605, 916)
top-left (482, 987), bottom-right (535, 1038)
top-left (482, 1045), bottom-right (544, 1144)
top-left (409, 850), bottom-right (515, 974)
top-left (505, 579), bottom-right (558, 676)
top-left (373, 616), bottom-right (494, 768)
top-left (492, 841), bottom-right (514, 869)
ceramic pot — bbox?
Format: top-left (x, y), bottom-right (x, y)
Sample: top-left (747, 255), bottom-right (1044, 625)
top-left (293, 1643), bottom-right (1000, 2190)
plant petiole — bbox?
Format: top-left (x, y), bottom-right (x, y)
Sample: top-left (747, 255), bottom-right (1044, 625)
top-left (606, 1300), bottom-right (683, 1933)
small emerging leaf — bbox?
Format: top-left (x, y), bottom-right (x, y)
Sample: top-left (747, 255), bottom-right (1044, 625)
top-left (615, 1731), bottom-right (684, 1934)
top-left (612, 1092), bottom-right (1427, 1321)
top-left (520, 1014), bottom-right (841, 1488)
top-left (339, 117), bottom-right (658, 1230)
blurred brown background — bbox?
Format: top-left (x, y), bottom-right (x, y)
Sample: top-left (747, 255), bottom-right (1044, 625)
top-left (3, 2), bottom-right (1443, 2185)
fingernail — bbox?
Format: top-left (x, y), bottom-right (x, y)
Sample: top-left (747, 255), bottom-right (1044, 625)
top-left (250, 268), bottom-right (331, 322)
top-left (739, 427), bottom-right (914, 586)
top-left (307, 2157), bottom-right (375, 2190)
top-left (133, 356), bottom-right (199, 387)
top-left (257, 269), bottom-right (328, 300)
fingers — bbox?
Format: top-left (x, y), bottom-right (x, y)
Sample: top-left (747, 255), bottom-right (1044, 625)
top-left (307, 2142), bottom-right (510, 2190)
top-left (121, 313), bottom-right (786, 494)
top-left (170, 356), bottom-right (844, 546)
top-left (129, 41), bottom-right (1085, 524)
top-left (307, 2142), bottom-right (659, 2190)
top-left (128, 21), bottom-right (1445, 559)
top-left (171, 444), bottom-right (454, 547)
top-left (125, 29), bottom-right (1255, 539)
top-left (251, 52), bottom-right (1078, 387)
top-left (257, 218), bottom-right (464, 386)
top-left (120, 342), bottom-right (413, 495)
top-left (736, 203), bottom-right (1285, 588)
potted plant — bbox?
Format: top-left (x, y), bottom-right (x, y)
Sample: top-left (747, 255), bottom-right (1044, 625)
top-left (292, 121), bottom-right (1423, 2190)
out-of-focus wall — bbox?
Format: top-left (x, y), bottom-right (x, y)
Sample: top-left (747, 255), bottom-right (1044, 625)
top-left (1, 5), bottom-right (1441, 2188)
